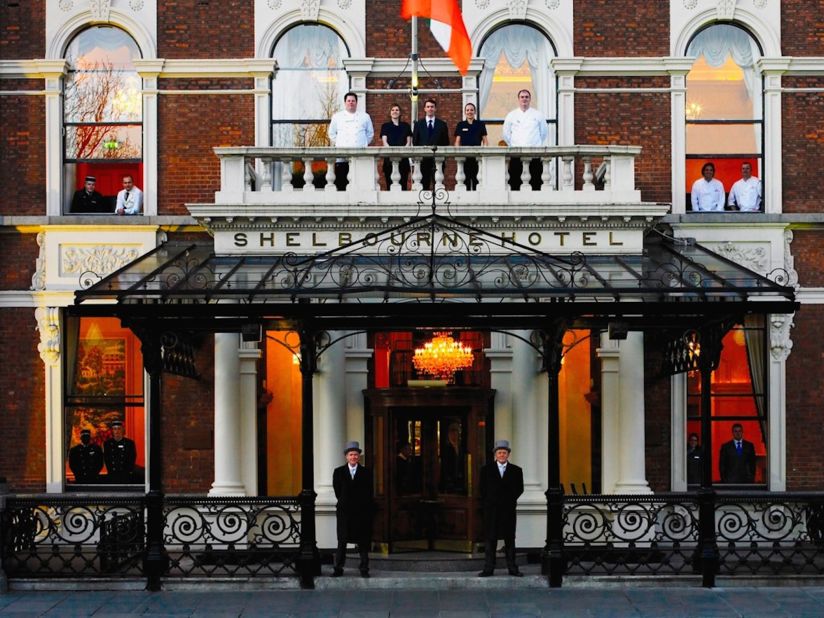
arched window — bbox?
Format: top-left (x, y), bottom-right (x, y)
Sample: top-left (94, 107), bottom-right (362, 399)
top-left (478, 24), bottom-right (556, 147)
top-left (64, 26), bottom-right (143, 214)
top-left (271, 24), bottom-right (349, 148)
top-left (686, 24), bottom-right (763, 212)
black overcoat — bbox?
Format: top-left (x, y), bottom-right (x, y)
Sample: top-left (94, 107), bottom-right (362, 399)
top-left (332, 464), bottom-right (374, 542)
top-left (479, 461), bottom-right (524, 539)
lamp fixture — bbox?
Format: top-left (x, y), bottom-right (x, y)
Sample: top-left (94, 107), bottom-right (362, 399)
top-left (412, 332), bottom-right (474, 383)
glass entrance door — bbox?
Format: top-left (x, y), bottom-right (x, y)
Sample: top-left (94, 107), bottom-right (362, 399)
top-left (390, 407), bottom-right (478, 552)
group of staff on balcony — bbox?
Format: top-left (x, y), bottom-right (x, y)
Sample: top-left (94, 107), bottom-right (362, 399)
top-left (327, 89), bottom-right (548, 192)
top-left (691, 161), bottom-right (762, 212)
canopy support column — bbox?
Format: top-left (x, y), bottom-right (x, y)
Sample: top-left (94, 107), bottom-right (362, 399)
top-left (297, 323), bottom-right (320, 589)
top-left (537, 322), bottom-right (568, 588)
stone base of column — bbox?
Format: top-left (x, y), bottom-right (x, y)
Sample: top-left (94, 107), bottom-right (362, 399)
top-left (208, 482), bottom-right (247, 496)
top-left (613, 480), bottom-right (652, 494)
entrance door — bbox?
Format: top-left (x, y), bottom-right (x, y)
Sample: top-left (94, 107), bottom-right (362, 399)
top-left (391, 408), bottom-right (471, 551)
top-left (364, 388), bottom-right (494, 553)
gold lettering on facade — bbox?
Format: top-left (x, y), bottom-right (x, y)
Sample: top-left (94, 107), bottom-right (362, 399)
top-left (528, 232), bottom-right (542, 246)
top-left (500, 232), bottom-right (516, 244)
top-left (441, 232), bottom-right (459, 248)
top-left (582, 232), bottom-right (597, 246)
top-left (416, 232), bottom-right (431, 246)
top-left (260, 232), bottom-right (275, 247)
top-left (609, 232), bottom-right (623, 246)
top-left (312, 233), bottom-right (327, 247)
top-left (234, 232), bottom-right (248, 247)
top-left (554, 232), bottom-right (569, 246)
top-left (339, 232), bottom-right (352, 246)
top-left (285, 232), bottom-right (299, 247)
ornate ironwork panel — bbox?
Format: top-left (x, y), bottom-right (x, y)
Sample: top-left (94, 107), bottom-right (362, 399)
top-left (2, 496), bottom-right (145, 578)
top-left (715, 494), bottom-right (824, 576)
top-left (563, 495), bottom-right (700, 576)
top-left (162, 496), bottom-right (301, 578)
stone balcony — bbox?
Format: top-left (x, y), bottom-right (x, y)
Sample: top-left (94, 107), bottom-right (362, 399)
top-left (201, 145), bottom-right (663, 218)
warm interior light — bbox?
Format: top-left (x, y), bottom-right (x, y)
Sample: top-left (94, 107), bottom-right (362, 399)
top-left (412, 332), bottom-right (474, 383)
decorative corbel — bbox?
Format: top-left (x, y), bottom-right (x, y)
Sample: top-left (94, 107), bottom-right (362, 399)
top-left (300, 0), bottom-right (321, 21)
top-left (31, 232), bottom-right (46, 291)
top-left (89, 0), bottom-right (113, 21)
top-left (769, 313), bottom-right (794, 361)
top-left (716, 0), bottom-right (737, 21)
top-left (35, 307), bottom-right (61, 366)
top-left (507, 0), bottom-right (528, 20)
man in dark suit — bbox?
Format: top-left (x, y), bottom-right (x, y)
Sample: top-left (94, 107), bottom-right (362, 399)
top-left (412, 98), bottom-right (450, 190)
top-left (332, 441), bottom-right (374, 577)
top-left (686, 432), bottom-right (703, 486)
top-left (718, 423), bottom-right (756, 484)
top-left (69, 429), bottom-right (104, 483)
top-left (103, 420), bottom-right (137, 484)
top-left (478, 439), bottom-right (524, 577)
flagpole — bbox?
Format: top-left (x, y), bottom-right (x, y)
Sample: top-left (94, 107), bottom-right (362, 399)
top-left (411, 16), bottom-right (419, 121)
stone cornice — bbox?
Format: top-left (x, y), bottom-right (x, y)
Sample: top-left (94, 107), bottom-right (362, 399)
top-left (553, 57), bottom-right (695, 77)
top-left (0, 59), bottom-right (67, 79)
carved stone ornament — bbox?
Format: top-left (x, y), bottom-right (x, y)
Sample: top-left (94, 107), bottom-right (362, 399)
top-left (337, 0), bottom-right (351, 8)
top-left (507, 0), bottom-right (528, 20)
top-left (267, 0), bottom-right (282, 9)
top-left (61, 245), bottom-right (141, 279)
top-left (300, 0), bottom-right (321, 21)
top-left (129, 0), bottom-right (145, 11)
top-left (59, 0), bottom-right (74, 11)
top-left (769, 313), bottom-right (794, 361)
top-left (31, 232), bottom-right (46, 291)
top-left (545, 0), bottom-right (560, 8)
top-left (683, 0), bottom-right (698, 8)
top-left (708, 241), bottom-right (768, 275)
top-left (475, 0), bottom-right (490, 7)
top-left (783, 229), bottom-right (800, 289)
top-left (36, 307), bottom-right (61, 366)
top-left (753, 0), bottom-right (767, 8)
top-left (89, 0), bottom-right (113, 21)
top-left (716, 0), bottom-right (737, 20)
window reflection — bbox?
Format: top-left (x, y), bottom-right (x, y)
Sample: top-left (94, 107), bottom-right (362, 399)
top-left (63, 26), bottom-right (143, 213)
top-left (271, 25), bottom-right (348, 148)
top-left (478, 24), bottom-right (556, 146)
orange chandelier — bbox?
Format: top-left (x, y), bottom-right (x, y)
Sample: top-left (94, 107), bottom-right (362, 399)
top-left (413, 332), bottom-right (474, 383)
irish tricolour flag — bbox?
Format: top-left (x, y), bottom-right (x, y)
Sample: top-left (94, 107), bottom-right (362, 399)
top-left (401, 0), bottom-right (472, 75)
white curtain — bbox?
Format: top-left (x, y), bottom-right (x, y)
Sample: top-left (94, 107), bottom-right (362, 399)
top-left (743, 315), bottom-right (767, 447)
top-left (478, 25), bottom-right (554, 120)
top-left (687, 25), bottom-right (762, 145)
top-left (272, 25), bottom-right (348, 146)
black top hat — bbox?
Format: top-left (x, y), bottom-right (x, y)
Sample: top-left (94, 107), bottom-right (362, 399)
top-left (110, 420), bottom-right (123, 428)
top-left (344, 441), bottom-right (362, 454)
top-left (85, 176), bottom-right (96, 182)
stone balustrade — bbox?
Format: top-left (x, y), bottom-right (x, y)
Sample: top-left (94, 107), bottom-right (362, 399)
top-left (213, 145), bottom-right (643, 208)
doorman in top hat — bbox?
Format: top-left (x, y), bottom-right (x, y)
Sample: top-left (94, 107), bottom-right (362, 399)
top-left (478, 439), bottom-right (524, 577)
top-left (332, 440), bottom-right (374, 577)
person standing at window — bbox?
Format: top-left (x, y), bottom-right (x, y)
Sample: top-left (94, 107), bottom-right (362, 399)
top-left (728, 162), bottom-right (762, 212)
top-left (104, 420), bottom-right (137, 484)
top-left (69, 429), bottom-right (104, 484)
top-left (70, 176), bottom-right (105, 214)
top-left (503, 90), bottom-right (547, 191)
top-left (718, 423), bottom-right (756, 484)
top-left (412, 99), bottom-right (450, 190)
top-left (690, 162), bottom-right (726, 212)
top-left (328, 92), bottom-right (374, 191)
top-left (380, 104), bottom-right (412, 190)
top-left (686, 433), bottom-right (703, 485)
top-left (454, 102), bottom-right (488, 190)
top-left (115, 175), bottom-right (143, 215)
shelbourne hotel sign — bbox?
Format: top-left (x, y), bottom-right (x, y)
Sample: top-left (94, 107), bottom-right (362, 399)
top-left (213, 228), bottom-right (644, 255)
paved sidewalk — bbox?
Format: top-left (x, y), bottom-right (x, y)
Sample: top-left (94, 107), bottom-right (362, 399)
top-left (1, 586), bottom-right (824, 616)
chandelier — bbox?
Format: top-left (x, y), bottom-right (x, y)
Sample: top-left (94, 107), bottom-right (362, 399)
top-left (413, 332), bottom-right (474, 383)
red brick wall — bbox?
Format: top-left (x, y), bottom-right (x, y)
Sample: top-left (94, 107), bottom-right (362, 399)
top-left (158, 0), bottom-right (254, 58)
top-left (0, 308), bottom-right (45, 492)
top-left (574, 0), bottom-right (669, 56)
top-left (790, 229), bottom-right (824, 287)
top-left (158, 79), bottom-right (254, 215)
top-left (0, 83), bottom-right (45, 215)
top-left (781, 0), bottom-right (824, 56)
top-left (366, 0), bottom-right (461, 58)
top-left (162, 337), bottom-right (215, 493)
top-left (575, 77), bottom-right (672, 203)
top-left (782, 78), bottom-right (824, 214)
top-left (0, 230), bottom-right (38, 290)
top-left (644, 342), bottom-right (672, 491)
top-left (0, 0), bottom-right (44, 59)
top-left (785, 306), bottom-right (824, 489)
